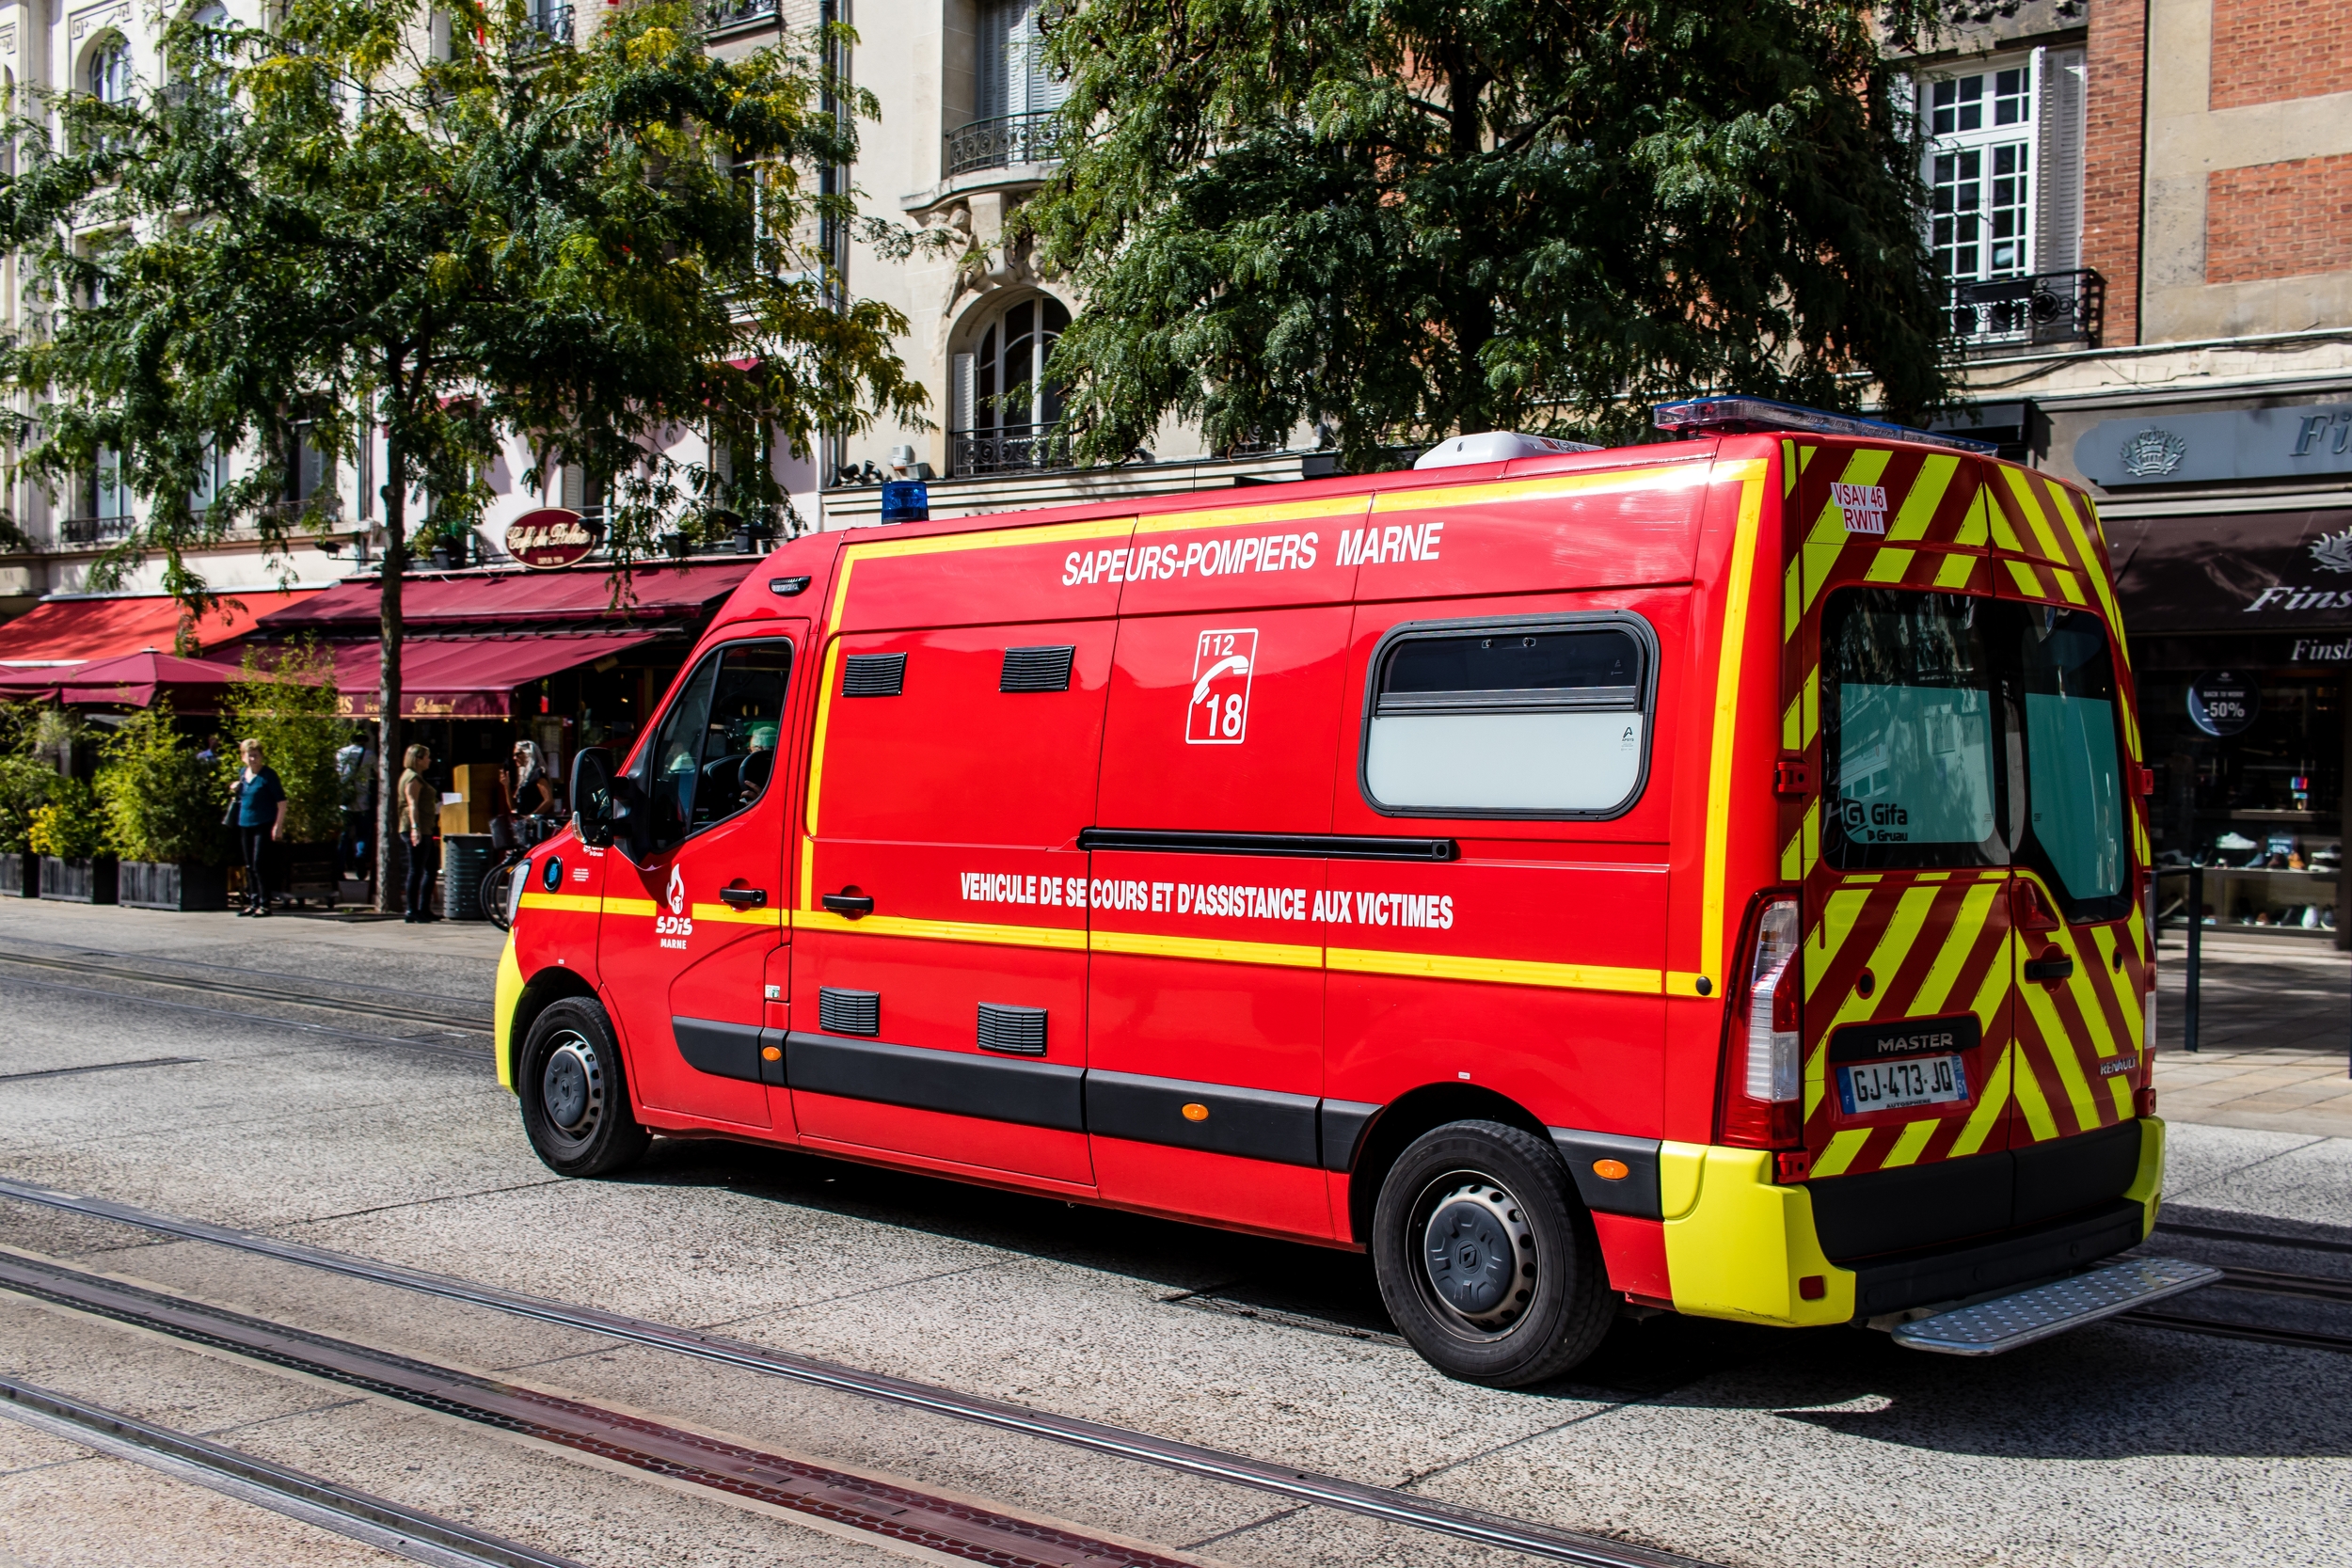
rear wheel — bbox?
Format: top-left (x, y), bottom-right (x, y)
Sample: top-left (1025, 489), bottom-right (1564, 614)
top-left (1372, 1119), bottom-right (1613, 1386)
top-left (517, 998), bottom-right (649, 1178)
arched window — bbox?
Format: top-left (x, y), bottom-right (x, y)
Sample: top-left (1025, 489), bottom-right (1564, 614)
top-left (88, 34), bottom-right (134, 105)
top-left (951, 293), bottom-right (1070, 475)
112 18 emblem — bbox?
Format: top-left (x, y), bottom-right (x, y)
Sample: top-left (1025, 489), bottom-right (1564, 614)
top-left (1186, 628), bottom-right (1257, 745)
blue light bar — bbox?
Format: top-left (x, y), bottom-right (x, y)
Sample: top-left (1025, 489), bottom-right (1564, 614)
top-left (1653, 396), bottom-right (1997, 456)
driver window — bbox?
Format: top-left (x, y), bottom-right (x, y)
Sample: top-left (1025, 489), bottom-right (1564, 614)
top-left (639, 640), bottom-right (794, 851)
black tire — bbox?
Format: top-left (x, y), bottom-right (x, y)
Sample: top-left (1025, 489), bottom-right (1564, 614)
top-left (483, 860), bottom-right (516, 932)
top-left (1372, 1119), bottom-right (1613, 1387)
top-left (517, 998), bottom-right (650, 1178)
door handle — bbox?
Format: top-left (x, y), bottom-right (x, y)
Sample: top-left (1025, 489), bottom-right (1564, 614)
top-left (2025, 954), bottom-right (2074, 983)
top-left (821, 891), bottom-right (875, 918)
top-left (720, 886), bottom-right (767, 910)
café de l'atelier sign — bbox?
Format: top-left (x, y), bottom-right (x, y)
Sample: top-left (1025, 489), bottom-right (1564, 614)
top-left (2074, 404), bottom-right (2352, 488)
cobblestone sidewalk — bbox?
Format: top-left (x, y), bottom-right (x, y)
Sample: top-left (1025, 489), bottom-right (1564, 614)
top-left (2153, 930), bottom-right (2352, 1138)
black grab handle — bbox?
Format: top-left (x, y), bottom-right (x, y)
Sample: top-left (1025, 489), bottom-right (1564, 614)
top-left (821, 892), bottom-right (875, 919)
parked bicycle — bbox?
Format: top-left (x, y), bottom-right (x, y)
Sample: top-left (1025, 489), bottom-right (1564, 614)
top-left (484, 813), bottom-right (561, 932)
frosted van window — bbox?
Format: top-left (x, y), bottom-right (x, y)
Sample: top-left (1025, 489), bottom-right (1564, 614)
top-left (1822, 590), bottom-right (2004, 869)
top-left (1363, 623), bottom-right (1649, 816)
top-left (2015, 608), bottom-right (2127, 916)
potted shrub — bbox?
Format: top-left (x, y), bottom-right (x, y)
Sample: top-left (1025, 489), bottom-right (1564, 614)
top-left (228, 642), bottom-right (350, 907)
top-left (0, 702), bottom-right (62, 896)
top-left (97, 702), bottom-right (230, 911)
top-left (32, 777), bottom-right (117, 903)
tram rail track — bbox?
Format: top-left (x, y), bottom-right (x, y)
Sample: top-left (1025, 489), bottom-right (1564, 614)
top-left (0, 1374), bottom-right (584, 1568)
top-left (0, 1175), bottom-right (1708, 1568)
top-left (0, 947), bottom-right (489, 1033)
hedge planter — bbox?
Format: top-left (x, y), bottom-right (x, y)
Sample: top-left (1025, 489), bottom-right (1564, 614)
top-left (39, 856), bottom-right (118, 904)
top-left (0, 853), bottom-right (36, 898)
top-left (119, 861), bottom-right (230, 912)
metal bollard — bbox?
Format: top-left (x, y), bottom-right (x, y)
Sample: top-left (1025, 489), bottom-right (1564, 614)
top-left (2184, 864), bottom-right (2201, 1055)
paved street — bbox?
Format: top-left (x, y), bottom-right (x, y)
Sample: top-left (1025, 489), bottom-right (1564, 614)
top-left (0, 901), bottom-right (2345, 1568)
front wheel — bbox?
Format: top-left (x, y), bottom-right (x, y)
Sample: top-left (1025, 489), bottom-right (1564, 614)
top-left (1372, 1119), bottom-right (1613, 1386)
top-left (517, 998), bottom-right (649, 1178)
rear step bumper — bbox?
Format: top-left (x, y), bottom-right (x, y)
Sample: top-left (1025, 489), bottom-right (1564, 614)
top-left (1891, 1257), bottom-right (2223, 1355)
top-left (1845, 1197), bottom-right (2148, 1316)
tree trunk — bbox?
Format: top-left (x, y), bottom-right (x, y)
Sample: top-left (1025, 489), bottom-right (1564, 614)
top-left (373, 427), bottom-right (407, 915)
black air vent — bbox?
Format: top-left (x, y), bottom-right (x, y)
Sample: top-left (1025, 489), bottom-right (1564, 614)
top-left (842, 653), bottom-right (906, 697)
top-left (999, 645), bottom-right (1076, 693)
top-left (976, 1003), bottom-right (1048, 1056)
top-left (818, 987), bottom-right (881, 1037)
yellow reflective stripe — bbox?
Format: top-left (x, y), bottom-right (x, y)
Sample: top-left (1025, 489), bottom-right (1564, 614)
top-left (1984, 489), bottom-right (2025, 552)
top-left (2010, 1042), bottom-right (2060, 1142)
top-left (1371, 460), bottom-right (1722, 516)
top-left (796, 908), bottom-right (1089, 952)
top-left (1804, 1032), bottom-right (1830, 1120)
top-left (1823, 883), bottom-right (1940, 1030)
top-left (1802, 448), bottom-right (1895, 615)
top-left (1136, 494), bottom-right (1368, 533)
top-left (2052, 567), bottom-right (2087, 605)
top-left (1783, 556), bottom-right (1803, 641)
top-left (1879, 1117), bottom-right (1941, 1169)
top-left (1956, 488), bottom-right (1992, 546)
top-left (1094, 927), bottom-right (1322, 970)
top-left (1782, 690), bottom-right (1802, 751)
top-left (2004, 559), bottom-right (2047, 597)
top-left (1911, 879), bottom-right (1999, 1018)
top-left (1864, 547), bottom-right (1914, 582)
top-left (516, 893), bottom-right (600, 914)
top-left (1781, 439), bottom-right (1798, 496)
top-left (2001, 467), bottom-right (2067, 562)
top-left (804, 639), bottom-right (844, 842)
top-left (606, 896), bottom-right (660, 917)
top-left (1812, 1128), bottom-right (1871, 1179)
top-left (1802, 664), bottom-right (1819, 747)
top-left (1889, 453), bottom-right (1959, 542)
top-left (1779, 828), bottom-right (1804, 883)
top-left (2018, 979), bottom-right (2100, 1130)
top-left (689, 903), bottom-right (782, 925)
top-left (1333, 947), bottom-right (1662, 995)
top-left (1804, 887), bottom-right (1871, 1001)
top-left (1697, 469), bottom-right (1768, 996)
top-left (1931, 551), bottom-right (1977, 590)
top-left (1948, 1039), bottom-right (2013, 1157)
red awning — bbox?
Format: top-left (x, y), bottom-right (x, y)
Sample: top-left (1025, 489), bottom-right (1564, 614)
top-left (0, 591), bottom-right (322, 668)
top-left (51, 651), bottom-right (246, 712)
top-left (256, 562), bottom-right (757, 635)
top-left (331, 632), bottom-right (664, 719)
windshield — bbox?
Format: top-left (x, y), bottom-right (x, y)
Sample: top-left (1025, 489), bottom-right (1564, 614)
top-left (1821, 589), bottom-right (2131, 918)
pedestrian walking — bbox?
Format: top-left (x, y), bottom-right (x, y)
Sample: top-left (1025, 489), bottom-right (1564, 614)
top-left (232, 739), bottom-right (287, 917)
top-left (400, 743), bottom-right (440, 923)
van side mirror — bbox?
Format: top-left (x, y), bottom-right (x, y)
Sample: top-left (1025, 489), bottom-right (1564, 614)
top-left (570, 747), bottom-right (616, 847)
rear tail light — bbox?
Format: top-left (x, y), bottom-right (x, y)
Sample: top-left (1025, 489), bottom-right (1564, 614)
top-left (1720, 895), bottom-right (1804, 1150)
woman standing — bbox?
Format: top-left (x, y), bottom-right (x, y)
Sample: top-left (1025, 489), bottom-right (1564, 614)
top-left (233, 739), bottom-right (287, 917)
top-left (399, 743), bottom-right (439, 924)
top-left (510, 739), bottom-right (562, 820)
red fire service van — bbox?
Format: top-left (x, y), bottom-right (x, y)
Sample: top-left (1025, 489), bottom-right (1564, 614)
top-left (495, 397), bottom-right (2215, 1386)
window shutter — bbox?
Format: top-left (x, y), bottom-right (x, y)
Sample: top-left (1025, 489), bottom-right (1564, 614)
top-left (2036, 46), bottom-right (2087, 275)
top-left (952, 352), bottom-right (975, 435)
top-left (561, 464), bottom-right (585, 511)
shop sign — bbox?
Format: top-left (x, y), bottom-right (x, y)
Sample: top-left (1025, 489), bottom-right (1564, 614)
top-left (2290, 637), bottom-right (2352, 662)
top-left (2075, 404), bottom-right (2352, 488)
top-left (504, 507), bottom-right (602, 569)
top-left (2187, 671), bottom-right (2259, 737)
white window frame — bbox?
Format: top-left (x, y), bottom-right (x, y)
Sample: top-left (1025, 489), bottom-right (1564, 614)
top-left (1918, 50), bottom-right (2042, 292)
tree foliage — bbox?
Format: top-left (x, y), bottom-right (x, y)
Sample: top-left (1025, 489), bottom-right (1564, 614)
top-left (1026, 0), bottom-right (1953, 467)
top-left (96, 701), bottom-right (230, 865)
top-left (227, 643), bottom-right (350, 845)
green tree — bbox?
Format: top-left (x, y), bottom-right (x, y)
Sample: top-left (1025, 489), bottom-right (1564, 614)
top-left (1026, 0), bottom-right (1952, 468)
top-left (0, 702), bottom-right (63, 857)
top-left (1, 0), bottom-right (925, 904)
top-left (95, 702), bottom-right (230, 865)
top-left (227, 644), bottom-right (351, 845)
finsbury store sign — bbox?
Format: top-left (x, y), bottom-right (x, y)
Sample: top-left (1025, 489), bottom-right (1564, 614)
top-left (2075, 404), bottom-right (2352, 488)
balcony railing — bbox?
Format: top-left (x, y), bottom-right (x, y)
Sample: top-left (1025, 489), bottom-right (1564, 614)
top-left (945, 111), bottom-right (1065, 178)
top-left (58, 515), bottom-right (135, 546)
top-left (703, 0), bottom-right (778, 28)
top-left (513, 4), bottom-right (573, 51)
top-left (951, 425), bottom-right (1074, 477)
top-left (1949, 269), bottom-right (2104, 354)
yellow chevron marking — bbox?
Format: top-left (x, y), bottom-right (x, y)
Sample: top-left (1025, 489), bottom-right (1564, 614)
top-left (689, 903), bottom-right (783, 925)
top-left (1889, 453), bottom-right (1959, 542)
top-left (1804, 1036), bottom-right (1831, 1120)
top-left (2004, 560), bottom-right (2047, 598)
top-left (1139, 493), bottom-right (1368, 533)
top-left (2106, 1070), bottom-right (2135, 1120)
top-left (2053, 567), bottom-right (2087, 605)
top-left (1823, 884), bottom-right (1941, 1030)
top-left (1372, 461), bottom-right (1720, 516)
top-left (1802, 664), bottom-right (1820, 747)
top-left (517, 893), bottom-right (601, 914)
top-left (1800, 445), bottom-right (1818, 471)
top-left (1912, 879), bottom-right (2000, 1017)
top-left (1865, 547), bottom-right (1915, 582)
top-left (2011, 1040), bottom-right (2060, 1141)
top-left (1879, 1117), bottom-right (1941, 1168)
top-left (1956, 488), bottom-right (1992, 546)
top-left (1812, 1128), bottom-right (1871, 1179)
top-left (1783, 557), bottom-right (1803, 641)
top-left (1780, 827), bottom-right (1804, 883)
top-left (1805, 887), bottom-right (1873, 1000)
top-left (2002, 467), bottom-right (2068, 562)
top-left (1803, 448), bottom-right (1895, 614)
top-left (1329, 947), bottom-right (1662, 994)
top-left (1696, 469), bottom-right (1769, 996)
top-left (1932, 551), bottom-right (1978, 590)
top-left (1950, 1040), bottom-right (2014, 1156)
top-left (605, 896), bottom-right (660, 917)
top-left (2018, 979), bottom-right (2102, 1131)
top-left (1984, 489), bottom-right (2026, 552)
top-left (1782, 690), bottom-right (1802, 751)
top-left (1802, 800), bottom-right (1820, 877)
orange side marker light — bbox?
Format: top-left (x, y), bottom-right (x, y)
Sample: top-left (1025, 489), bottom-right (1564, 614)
top-left (760, 1045), bottom-right (782, 1062)
top-left (1592, 1159), bottom-right (1630, 1181)
top-left (1181, 1102), bottom-right (1209, 1122)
